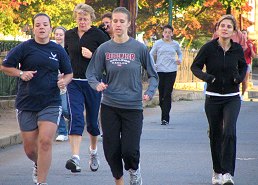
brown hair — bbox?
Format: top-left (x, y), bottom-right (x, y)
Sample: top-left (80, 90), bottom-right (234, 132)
top-left (217, 14), bottom-right (237, 31)
top-left (53, 26), bottom-right (66, 34)
top-left (101, 12), bottom-right (112, 20)
top-left (33, 13), bottom-right (51, 27)
top-left (112, 7), bottom-right (131, 22)
top-left (163, 24), bottom-right (174, 32)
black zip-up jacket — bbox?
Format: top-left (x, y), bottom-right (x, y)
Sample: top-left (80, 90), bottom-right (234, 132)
top-left (191, 38), bottom-right (247, 94)
top-left (65, 26), bottom-right (109, 79)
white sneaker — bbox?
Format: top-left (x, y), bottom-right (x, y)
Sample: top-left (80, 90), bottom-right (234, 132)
top-left (55, 135), bottom-right (68, 141)
top-left (89, 151), bottom-right (100, 172)
top-left (129, 165), bottom-right (142, 185)
top-left (222, 173), bottom-right (234, 185)
top-left (212, 171), bottom-right (222, 184)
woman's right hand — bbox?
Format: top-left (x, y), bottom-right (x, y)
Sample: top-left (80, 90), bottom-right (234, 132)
top-left (20, 70), bottom-right (37, 81)
top-left (96, 82), bottom-right (108, 92)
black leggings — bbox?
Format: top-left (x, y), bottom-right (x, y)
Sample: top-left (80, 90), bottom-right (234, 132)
top-left (205, 95), bottom-right (241, 176)
top-left (101, 104), bottom-right (143, 179)
top-left (158, 72), bottom-right (177, 122)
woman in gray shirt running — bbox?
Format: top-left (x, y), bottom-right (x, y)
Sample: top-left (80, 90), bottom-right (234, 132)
top-left (150, 25), bottom-right (182, 125)
top-left (86, 7), bottom-right (158, 185)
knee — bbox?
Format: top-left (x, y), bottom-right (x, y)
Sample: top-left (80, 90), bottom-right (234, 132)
top-left (223, 130), bottom-right (236, 140)
top-left (122, 150), bottom-right (139, 161)
top-left (24, 144), bottom-right (37, 160)
top-left (38, 137), bottom-right (52, 151)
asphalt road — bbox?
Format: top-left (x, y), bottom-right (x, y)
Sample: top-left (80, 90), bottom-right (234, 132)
top-left (0, 100), bottom-right (257, 185)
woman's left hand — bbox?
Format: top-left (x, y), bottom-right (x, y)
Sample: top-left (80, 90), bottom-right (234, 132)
top-left (82, 47), bottom-right (92, 59)
top-left (176, 60), bottom-right (181, 65)
top-left (57, 73), bottom-right (66, 89)
top-left (143, 94), bottom-right (150, 101)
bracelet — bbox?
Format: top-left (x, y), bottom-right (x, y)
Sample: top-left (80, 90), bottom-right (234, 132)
top-left (19, 71), bottom-right (23, 78)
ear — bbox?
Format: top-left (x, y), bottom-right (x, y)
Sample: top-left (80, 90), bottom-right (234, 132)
top-left (128, 21), bottom-right (131, 27)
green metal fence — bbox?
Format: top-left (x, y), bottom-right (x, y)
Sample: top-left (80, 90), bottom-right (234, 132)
top-left (0, 41), bottom-right (21, 98)
top-left (0, 71), bottom-right (17, 98)
top-left (0, 40), bottom-right (21, 53)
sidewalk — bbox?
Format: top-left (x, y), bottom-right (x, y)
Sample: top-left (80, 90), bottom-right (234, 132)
top-left (1, 77), bottom-right (258, 149)
top-left (0, 106), bottom-right (22, 148)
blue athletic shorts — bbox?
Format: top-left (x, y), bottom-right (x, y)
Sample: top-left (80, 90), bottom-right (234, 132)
top-left (16, 106), bottom-right (62, 131)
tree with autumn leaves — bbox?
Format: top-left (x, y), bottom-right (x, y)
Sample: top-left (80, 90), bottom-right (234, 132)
top-left (137, 0), bottom-right (253, 48)
top-left (0, 0), bottom-right (253, 49)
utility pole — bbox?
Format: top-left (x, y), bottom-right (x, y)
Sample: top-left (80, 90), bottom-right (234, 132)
top-left (168, 0), bottom-right (173, 25)
top-left (119, 0), bottom-right (138, 38)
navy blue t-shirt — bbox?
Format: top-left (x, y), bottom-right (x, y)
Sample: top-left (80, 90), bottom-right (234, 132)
top-left (2, 39), bottom-right (72, 111)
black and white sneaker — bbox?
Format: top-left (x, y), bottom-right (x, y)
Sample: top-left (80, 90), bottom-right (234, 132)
top-left (32, 163), bottom-right (37, 184)
top-left (161, 120), bottom-right (169, 125)
top-left (65, 156), bottom-right (81, 173)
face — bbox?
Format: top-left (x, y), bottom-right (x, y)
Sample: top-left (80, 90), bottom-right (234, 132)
top-left (33, 15), bottom-right (52, 42)
top-left (112, 12), bottom-right (131, 37)
top-left (162, 28), bottom-right (173, 41)
top-left (75, 12), bottom-right (92, 32)
top-left (102, 17), bottom-right (112, 33)
top-left (242, 30), bottom-right (248, 39)
top-left (54, 29), bottom-right (65, 45)
top-left (217, 19), bottom-right (234, 39)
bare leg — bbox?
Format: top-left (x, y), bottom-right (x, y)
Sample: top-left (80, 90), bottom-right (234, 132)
top-left (115, 177), bottom-right (124, 185)
top-left (21, 130), bottom-right (39, 163)
top-left (37, 121), bottom-right (57, 183)
top-left (89, 134), bottom-right (98, 150)
top-left (69, 135), bottom-right (82, 155)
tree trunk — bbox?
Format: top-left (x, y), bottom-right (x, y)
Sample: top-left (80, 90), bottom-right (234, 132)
top-left (226, 5), bottom-right (231, 14)
top-left (119, 0), bottom-right (137, 38)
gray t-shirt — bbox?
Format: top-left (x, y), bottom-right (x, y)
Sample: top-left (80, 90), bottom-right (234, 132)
top-left (150, 39), bottom-right (183, 72)
top-left (86, 38), bottom-right (158, 109)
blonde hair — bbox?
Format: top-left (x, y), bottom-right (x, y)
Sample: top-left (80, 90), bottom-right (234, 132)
top-left (73, 3), bottom-right (96, 21)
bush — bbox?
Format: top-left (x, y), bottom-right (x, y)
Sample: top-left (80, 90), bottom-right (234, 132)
top-left (252, 58), bottom-right (258, 67)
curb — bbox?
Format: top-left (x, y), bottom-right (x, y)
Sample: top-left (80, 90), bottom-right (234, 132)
top-left (143, 89), bottom-right (204, 108)
top-left (0, 134), bottom-right (22, 149)
top-left (0, 99), bottom-right (15, 110)
top-left (0, 90), bottom-right (206, 149)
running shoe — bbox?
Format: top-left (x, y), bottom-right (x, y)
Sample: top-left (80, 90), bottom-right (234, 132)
top-left (65, 156), bottom-right (81, 173)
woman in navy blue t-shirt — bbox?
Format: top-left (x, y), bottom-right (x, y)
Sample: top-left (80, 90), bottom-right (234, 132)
top-left (1, 13), bottom-right (73, 185)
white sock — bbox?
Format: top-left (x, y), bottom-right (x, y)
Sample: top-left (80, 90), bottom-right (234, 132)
top-left (72, 155), bottom-right (80, 160)
top-left (90, 146), bottom-right (97, 154)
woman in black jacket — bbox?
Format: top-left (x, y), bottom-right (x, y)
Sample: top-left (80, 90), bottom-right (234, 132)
top-left (64, 3), bottom-right (108, 174)
top-left (191, 15), bottom-right (247, 185)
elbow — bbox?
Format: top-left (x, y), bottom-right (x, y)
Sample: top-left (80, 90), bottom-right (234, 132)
top-left (190, 65), bottom-right (195, 72)
top-left (0, 65), bottom-right (8, 74)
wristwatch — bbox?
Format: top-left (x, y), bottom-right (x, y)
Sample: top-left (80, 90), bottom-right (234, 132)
top-left (19, 71), bottom-right (23, 78)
